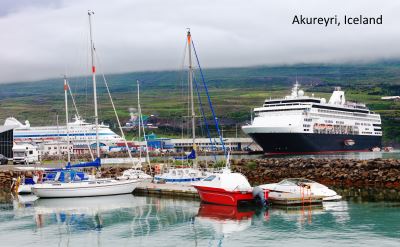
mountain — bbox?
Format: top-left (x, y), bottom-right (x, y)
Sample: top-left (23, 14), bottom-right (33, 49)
top-left (1, 62), bottom-right (400, 144)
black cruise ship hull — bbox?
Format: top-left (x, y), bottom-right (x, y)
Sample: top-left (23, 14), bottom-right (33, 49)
top-left (248, 133), bottom-right (382, 154)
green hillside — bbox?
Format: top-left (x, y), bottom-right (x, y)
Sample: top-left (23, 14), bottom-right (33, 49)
top-left (1, 62), bottom-right (400, 145)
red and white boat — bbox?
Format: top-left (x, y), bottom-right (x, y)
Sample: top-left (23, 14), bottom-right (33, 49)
top-left (192, 153), bottom-right (256, 207)
top-left (193, 168), bottom-right (254, 206)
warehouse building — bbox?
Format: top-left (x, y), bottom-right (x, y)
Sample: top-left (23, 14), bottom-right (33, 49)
top-left (0, 125), bottom-right (16, 158)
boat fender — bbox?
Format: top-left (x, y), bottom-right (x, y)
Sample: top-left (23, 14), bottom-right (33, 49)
top-left (37, 171), bottom-right (43, 183)
top-left (14, 176), bottom-right (21, 194)
top-left (155, 164), bottom-right (161, 174)
top-left (252, 186), bottom-right (269, 207)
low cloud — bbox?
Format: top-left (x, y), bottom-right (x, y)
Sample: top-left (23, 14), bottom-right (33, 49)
top-left (0, 0), bottom-right (399, 83)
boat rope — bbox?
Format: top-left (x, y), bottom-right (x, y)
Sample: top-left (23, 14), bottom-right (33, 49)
top-left (137, 80), bottom-right (152, 171)
top-left (66, 78), bottom-right (95, 160)
top-left (95, 51), bottom-right (136, 167)
top-left (191, 40), bottom-right (226, 155)
top-left (192, 75), bottom-right (217, 161)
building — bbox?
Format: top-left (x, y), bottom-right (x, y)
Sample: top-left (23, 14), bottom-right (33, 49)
top-left (40, 141), bottom-right (72, 156)
top-left (147, 138), bottom-right (174, 150)
top-left (171, 138), bottom-right (260, 152)
top-left (0, 125), bottom-right (16, 158)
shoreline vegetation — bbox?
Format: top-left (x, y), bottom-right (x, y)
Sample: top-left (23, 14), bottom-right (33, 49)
top-left (0, 62), bottom-right (399, 145)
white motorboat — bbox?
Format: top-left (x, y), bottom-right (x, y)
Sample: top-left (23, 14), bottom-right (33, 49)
top-left (118, 169), bottom-right (152, 180)
top-left (258, 178), bottom-right (342, 202)
top-left (32, 178), bottom-right (141, 198)
top-left (154, 166), bottom-right (209, 183)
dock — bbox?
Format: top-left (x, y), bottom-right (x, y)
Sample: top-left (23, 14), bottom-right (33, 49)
top-left (268, 197), bottom-right (323, 206)
top-left (134, 181), bottom-right (199, 199)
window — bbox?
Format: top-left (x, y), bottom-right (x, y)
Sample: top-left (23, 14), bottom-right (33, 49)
top-left (203, 175), bottom-right (216, 181)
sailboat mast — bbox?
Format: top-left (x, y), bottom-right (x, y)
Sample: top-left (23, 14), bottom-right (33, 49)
top-left (137, 80), bottom-right (151, 167)
top-left (88, 10), bottom-right (100, 159)
top-left (187, 30), bottom-right (196, 151)
top-left (64, 75), bottom-right (71, 164)
top-left (137, 80), bottom-right (142, 164)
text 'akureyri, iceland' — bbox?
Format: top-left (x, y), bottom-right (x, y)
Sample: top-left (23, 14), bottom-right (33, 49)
top-left (292, 15), bottom-right (383, 27)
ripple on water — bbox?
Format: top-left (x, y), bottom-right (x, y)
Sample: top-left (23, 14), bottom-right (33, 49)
top-left (0, 194), bottom-right (399, 246)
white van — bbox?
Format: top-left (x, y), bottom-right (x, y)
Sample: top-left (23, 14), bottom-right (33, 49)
top-left (12, 144), bottom-right (40, 164)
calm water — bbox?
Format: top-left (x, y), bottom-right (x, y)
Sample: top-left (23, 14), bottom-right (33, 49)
top-left (0, 192), bottom-right (399, 247)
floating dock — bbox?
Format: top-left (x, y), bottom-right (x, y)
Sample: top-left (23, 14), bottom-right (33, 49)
top-left (268, 197), bottom-right (323, 206)
top-left (134, 181), bottom-right (199, 199)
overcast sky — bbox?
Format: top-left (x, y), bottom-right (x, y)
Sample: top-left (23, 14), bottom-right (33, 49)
top-left (0, 0), bottom-right (399, 83)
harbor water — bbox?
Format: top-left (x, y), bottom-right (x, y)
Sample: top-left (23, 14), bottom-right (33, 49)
top-left (0, 191), bottom-right (399, 246)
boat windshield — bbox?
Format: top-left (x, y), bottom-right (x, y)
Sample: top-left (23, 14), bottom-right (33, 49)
top-left (203, 175), bottom-right (216, 181)
top-left (278, 178), bottom-right (315, 186)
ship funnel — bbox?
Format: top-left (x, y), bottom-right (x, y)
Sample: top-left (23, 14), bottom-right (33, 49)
top-left (4, 117), bottom-right (24, 127)
top-left (328, 87), bottom-right (346, 105)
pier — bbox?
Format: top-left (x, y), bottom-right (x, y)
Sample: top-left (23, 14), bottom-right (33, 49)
top-left (134, 181), bottom-right (199, 199)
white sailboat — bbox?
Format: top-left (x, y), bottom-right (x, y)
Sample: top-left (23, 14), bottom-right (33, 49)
top-left (32, 178), bottom-right (140, 198)
top-left (154, 30), bottom-right (210, 184)
top-left (118, 80), bottom-right (152, 180)
top-left (32, 11), bottom-right (141, 198)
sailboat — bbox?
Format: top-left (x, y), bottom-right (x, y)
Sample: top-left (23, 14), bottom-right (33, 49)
top-left (14, 76), bottom-right (98, 194)
top-left (118, 80), bottom-right (152, 180)
top-left (32, 11), bottom-right (141, 198)
top-left (154, 30), bottom-right (212, 184)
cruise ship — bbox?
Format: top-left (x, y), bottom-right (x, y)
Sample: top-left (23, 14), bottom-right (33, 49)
top-left (4, 115), bottom-right (123, 145)
top-left (242, 83), bottom-right (382, 154)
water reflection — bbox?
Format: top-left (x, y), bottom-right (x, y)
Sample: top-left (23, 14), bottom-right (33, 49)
top-left (195, 204), bottom-right (254, 234)
top-left (1, 191), bottom-right (399, 246)
top-left (12, 194), bottom-right (200, 235)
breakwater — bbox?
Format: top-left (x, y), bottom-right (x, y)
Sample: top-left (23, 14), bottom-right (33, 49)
top-left (1, 158), bottom-right (400, 190)
top-left (232, 158), bottom-right (400, 189)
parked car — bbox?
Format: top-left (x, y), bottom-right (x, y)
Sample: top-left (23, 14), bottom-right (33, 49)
top-left (0, 154), bottom-right (8, 165)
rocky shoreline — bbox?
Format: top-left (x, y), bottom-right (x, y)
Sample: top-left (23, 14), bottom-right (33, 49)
top-left (232, 158), bottom-right (400, 189)
top-left (0, 158), bottom-right (399, 190)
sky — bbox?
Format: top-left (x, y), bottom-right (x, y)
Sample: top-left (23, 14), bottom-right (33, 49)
top-left (0, 0), bottom-right (400, 83)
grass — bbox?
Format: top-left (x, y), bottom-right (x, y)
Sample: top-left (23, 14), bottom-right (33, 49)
top-left (1, 62), bottom-right (400, 144)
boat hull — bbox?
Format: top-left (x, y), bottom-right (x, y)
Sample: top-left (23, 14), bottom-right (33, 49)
top-left (154, 176), bottom-right (203, 183)
top-left (247, 133), bottom-right (382, 154)
top-left (32, 179), bottom-right (140, 198)
top-left (18, 184), bottom-right (34, 194)
top-left (193, 185), bottom-right (254, 206)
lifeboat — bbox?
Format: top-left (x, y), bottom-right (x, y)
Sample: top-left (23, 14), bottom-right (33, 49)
top-left (344, 139), bottom-right (355, 146)
top-left (383, 146), bottom-right (394, 152)
top-left (371, 147), bottom-right (381, 152)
